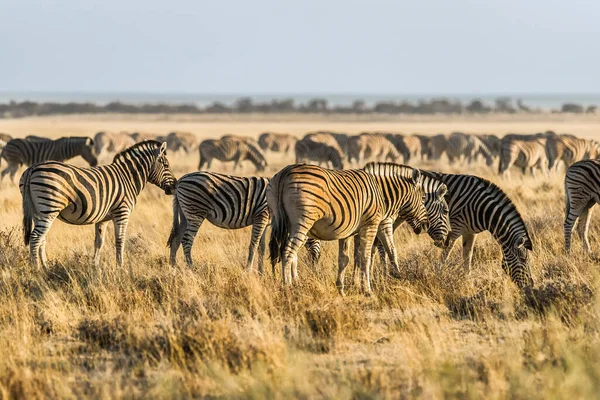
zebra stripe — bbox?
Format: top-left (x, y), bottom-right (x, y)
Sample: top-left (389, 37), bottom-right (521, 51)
top-left (564, 159), bottom-right (600, 254)
top-left (295, 137), bottom-right (345, 169)
top-left (498, 137), bottom-right (549, 178)
top-left (20, 141), bottom-right (176, 271)
top-left (267, 163), bottom-right (429, 295)
top-left (446, 132), bottom-right (494, 166)
top-left (198, 138), bottom-right (267, 172)
top-left (258, 132), bottom-right (297, 155)
top-left (347, 133), bottom-right (401, 166)
top-left (422, 170), bottom-right (534, 289)
top-left (167, 131), bottom-right (199, 154)
top-left (167, 171), bottom-right (319, 272)
top-left (1, 137), bottom-right (97, 184)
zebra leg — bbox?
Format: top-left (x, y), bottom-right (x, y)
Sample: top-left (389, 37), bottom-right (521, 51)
top-left (169, 214), bottom-right (187, 267)
top-left (1, 164), bottom-right (17, 185)
top-left (247, 211), bottom-right (269, 272)
top-left (564, 192), bottom-right (591, 253)
top-left (336, 238), bottom-right (351, 296)
top-left (358, 225), bottom-right (379, 296)
top-left (305, 238), bottom-right (321, 265)
top-left (113, 217), bottom-right (130, 272)
top-left (282, 226), bottom-right (311, 285)
top-left (442, 237), bottom-right (458, 264)
top-left (93, 221), bottom-right (109, 267)
top-left (29, 214), bottom-right (58, 269)
top-left (376, 219), bottom-right (400, 277)
top-left (461, 233), bottom-right (477, 271)
top-left (577, 204), bottom-right (595, 254)
top-left (258, 227), bottom-right (267, 274)
top-left (182, 216), bottom-right (205, 268)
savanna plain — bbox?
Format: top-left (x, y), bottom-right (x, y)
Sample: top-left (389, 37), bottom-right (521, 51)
top-left (1, 114), bottom-right (600, 398)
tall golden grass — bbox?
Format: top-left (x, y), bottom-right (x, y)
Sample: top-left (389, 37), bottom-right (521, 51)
top-left (0, 116), bottom-right (599, 398)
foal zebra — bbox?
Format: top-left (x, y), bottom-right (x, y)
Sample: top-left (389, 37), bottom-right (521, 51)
top-left (167, 171), bottom-right (319, 272)
top-left (564, 159), bottom-right (600, 254)
top-left (198, 138), bottom-right (267, 172)
top-left (1, 137), bottom-right (97, 184)
top-left (268, 163), bottom-right (429, 295)
top-left (20, 141), bottom-right (176, 271)
top-left (422, 170), bottom-right (534, 289)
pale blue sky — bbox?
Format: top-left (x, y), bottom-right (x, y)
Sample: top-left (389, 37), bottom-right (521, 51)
top-left (1, 0), bottom-right (599, 94)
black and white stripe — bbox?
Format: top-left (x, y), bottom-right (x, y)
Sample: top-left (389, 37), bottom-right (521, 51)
top-left (422, 170), bottom-right (534, 289)
top-left (1, 136), bottom-right (98, 184)
top-left (198, 138), bottom-right (267, 171)
top-left (295, 135), bottom-right (345, 169)
top-left (20, 141), bottom-right (176, 271)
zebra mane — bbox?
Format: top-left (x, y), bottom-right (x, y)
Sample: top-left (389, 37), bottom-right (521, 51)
top-left (112, 140), bottom-right (162, 164)
top-left (363, 162), bottom-right (416, 178)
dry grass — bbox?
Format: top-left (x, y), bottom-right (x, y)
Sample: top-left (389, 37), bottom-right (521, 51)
top-left (0, 116), bottom-right (600, 398)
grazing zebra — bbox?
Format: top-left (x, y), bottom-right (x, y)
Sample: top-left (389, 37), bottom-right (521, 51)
top-left (130, 132), bottom-right (167, 143)
top-left (347, 133), bottom-right (401, 165)
top-left (304, 131), bottom-right (350, 154)
top-left (429, 134), bottom-right (449, 160)
top-left (258, 132), bottom-right (298, 155)
top-left (295, 136), bottom-right (345, 169)
top-left (384, 134), bottom-right (412, 163)
top-left (422, 170), bottom-right (534, 289)
top-left (198, 138), bottom-right (267, 171)
top-left (414, 134), bottom-right (432, 160)
top-left (1, 137), bottom-right (97, 184)
top-left (446, 132), bottom-right (494, 166)
top-left (564, 159), bottom-right (600, 254)
top-left (167, 131), bottom-right (199, 154)
top-left (167, 171), bottom-right (320, 271)
top-left (94, 131), bottom-right (136, 160)
top-left (498, 137), bottom-right (549, 178)
top-left (268, 163), bottom-right (429, 295)
top-left (20, 141), bottom-right (176, 271)
top-left (547, 134), bottom-right (599, 171)
top-left (221, 134), bottom-right (260, 147)
top-left (477, 134), bottom-right (501, 158)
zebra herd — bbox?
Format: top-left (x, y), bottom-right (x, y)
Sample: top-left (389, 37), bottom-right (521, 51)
top-left (2, 129), bottom-right (600, 295)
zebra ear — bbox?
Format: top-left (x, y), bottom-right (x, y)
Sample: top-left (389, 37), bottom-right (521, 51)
top-left (410, 168), bottom-right (422, 185)
top-left (159, 141), bottom-right (167, 156)
top-left (436, 184), bottom-right (448, 199)
top-left (86, 138), bottom-right (94, 146)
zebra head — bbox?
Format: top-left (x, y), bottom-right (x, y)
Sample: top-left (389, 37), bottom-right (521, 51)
top-left (425, 183), bottom-right (450, 248)
top-left (82, 137), bottom-right (98, 167)
top-left (403, 169), bottom-right (429, 235)
top-left (502, 235), bottom-right (534, 289)
top-left (148, 142), bottom-right (176, 195)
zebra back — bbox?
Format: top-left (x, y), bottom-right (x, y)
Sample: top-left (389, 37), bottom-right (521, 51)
top-left (1, 136), bottom-right (97, 167)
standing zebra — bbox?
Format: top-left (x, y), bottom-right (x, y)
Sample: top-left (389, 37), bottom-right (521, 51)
top-left (268, 163), bottom-right (429, 295)
top-left (422, 170), bottom-right (534, 289)
top-left (498, 136), bottom-right (549, 178)
top-left (167, 171), bottom-right (319, 271)
top-left (347, 133), bottom-right (401, 166)
top-left (198, 138), bottom-right (267, 172)
top-left (446, 132), bottom-right (494, 166)
top-left (1, 137), bottom-right (97, 184)
top-left (258, 132), bottom-right (298, 155)
top-left (20, 141), bottom-right (176, 271)
top-left (564, 159), bottom-right (600, 254)
top-left (295, 136), bottom-right (345, 169)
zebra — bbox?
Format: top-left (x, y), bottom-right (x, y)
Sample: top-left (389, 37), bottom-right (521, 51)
top-left (167, 171), bottom-right (320, 271)
top-left (221, 134), bottom-right (260, 147)
top-left (20, 141), bottom-right (176, 272)
top-left (94, 131), bottom-right (136, 160)
top-left (347, 133), bottom-right (401, 166)
top-left (267, 163), bottom-right (429, 295)
top-left (498, 136), bottom-right (549, 178)
top-left (0, 133), bottom-right (12, 153)
top-left (477, 134), bottom-right (501, 158)
top-left (384, 134), bottom-right (412, 163)
top-left (304, 131), bottom-right (350, 154)
top-left (429, 134), bottom-right (449, 161)
top-left (295, 136), bottom-right (344, 169)
top-left (547, 134), bottom-right (599, 171)
top-left (1, 136), bottom-right (97, 184)
top-left (564, 159), bottom-right (600, 254)
top-left (167, 131), bottom-right (199, 154)
top-left (258, 132), bottom-right (298, 155)
top-left (422, 170), bottom-right (534, 289)
top-left (198, 138), bottom-right (267, 171)
top-left (446, 132), bottom-right (494, 166)
top-left (130, 132), bottom-right (167, 143)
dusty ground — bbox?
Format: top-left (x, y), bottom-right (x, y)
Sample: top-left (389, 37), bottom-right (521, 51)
top-left (0, 114), bottom-right (599, 398)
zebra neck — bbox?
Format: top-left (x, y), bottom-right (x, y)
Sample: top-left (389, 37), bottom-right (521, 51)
top-left (53, 139), bottom-right (79, 161)
top-left (114, 157), bottom-right (150, 195)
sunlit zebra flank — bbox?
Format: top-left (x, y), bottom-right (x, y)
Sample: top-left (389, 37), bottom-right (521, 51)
top-left (167, 171), bottom-right (320, 271)
top-left (422, 170), bottom-right (534, 289)
top-left (1, 136), bottom-right (97, 184)
top-left (498, 135), bottom-right (549, 178)
top-left (268, 163), bottom-right (429, 295)
top-left (20, 141), bottom-right (176, 272)
top-left (198, 137), bottom-right (267, 171)
top-left (258, 132), bottom-right (297, 156)
top-left (564, 159), bottom-right (600, 254)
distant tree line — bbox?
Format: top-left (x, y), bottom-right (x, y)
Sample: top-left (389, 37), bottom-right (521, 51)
top-left (0, 97), bottom-right (597, 118)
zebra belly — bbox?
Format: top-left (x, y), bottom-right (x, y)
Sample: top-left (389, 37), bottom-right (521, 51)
top-left (309, 218), bottom-right (360, 241)
top-left (58, 203), bottom-right (111, 225)
top-left (207, 215), bottom-right (252, 230)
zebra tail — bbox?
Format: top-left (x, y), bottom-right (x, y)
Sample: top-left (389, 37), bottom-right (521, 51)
top-left (166, 193), bottom-right (183, 248)
top-left (20, 168), bottom-right (34, 246)
top-left (268, 174), bottom-right (290, 266)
